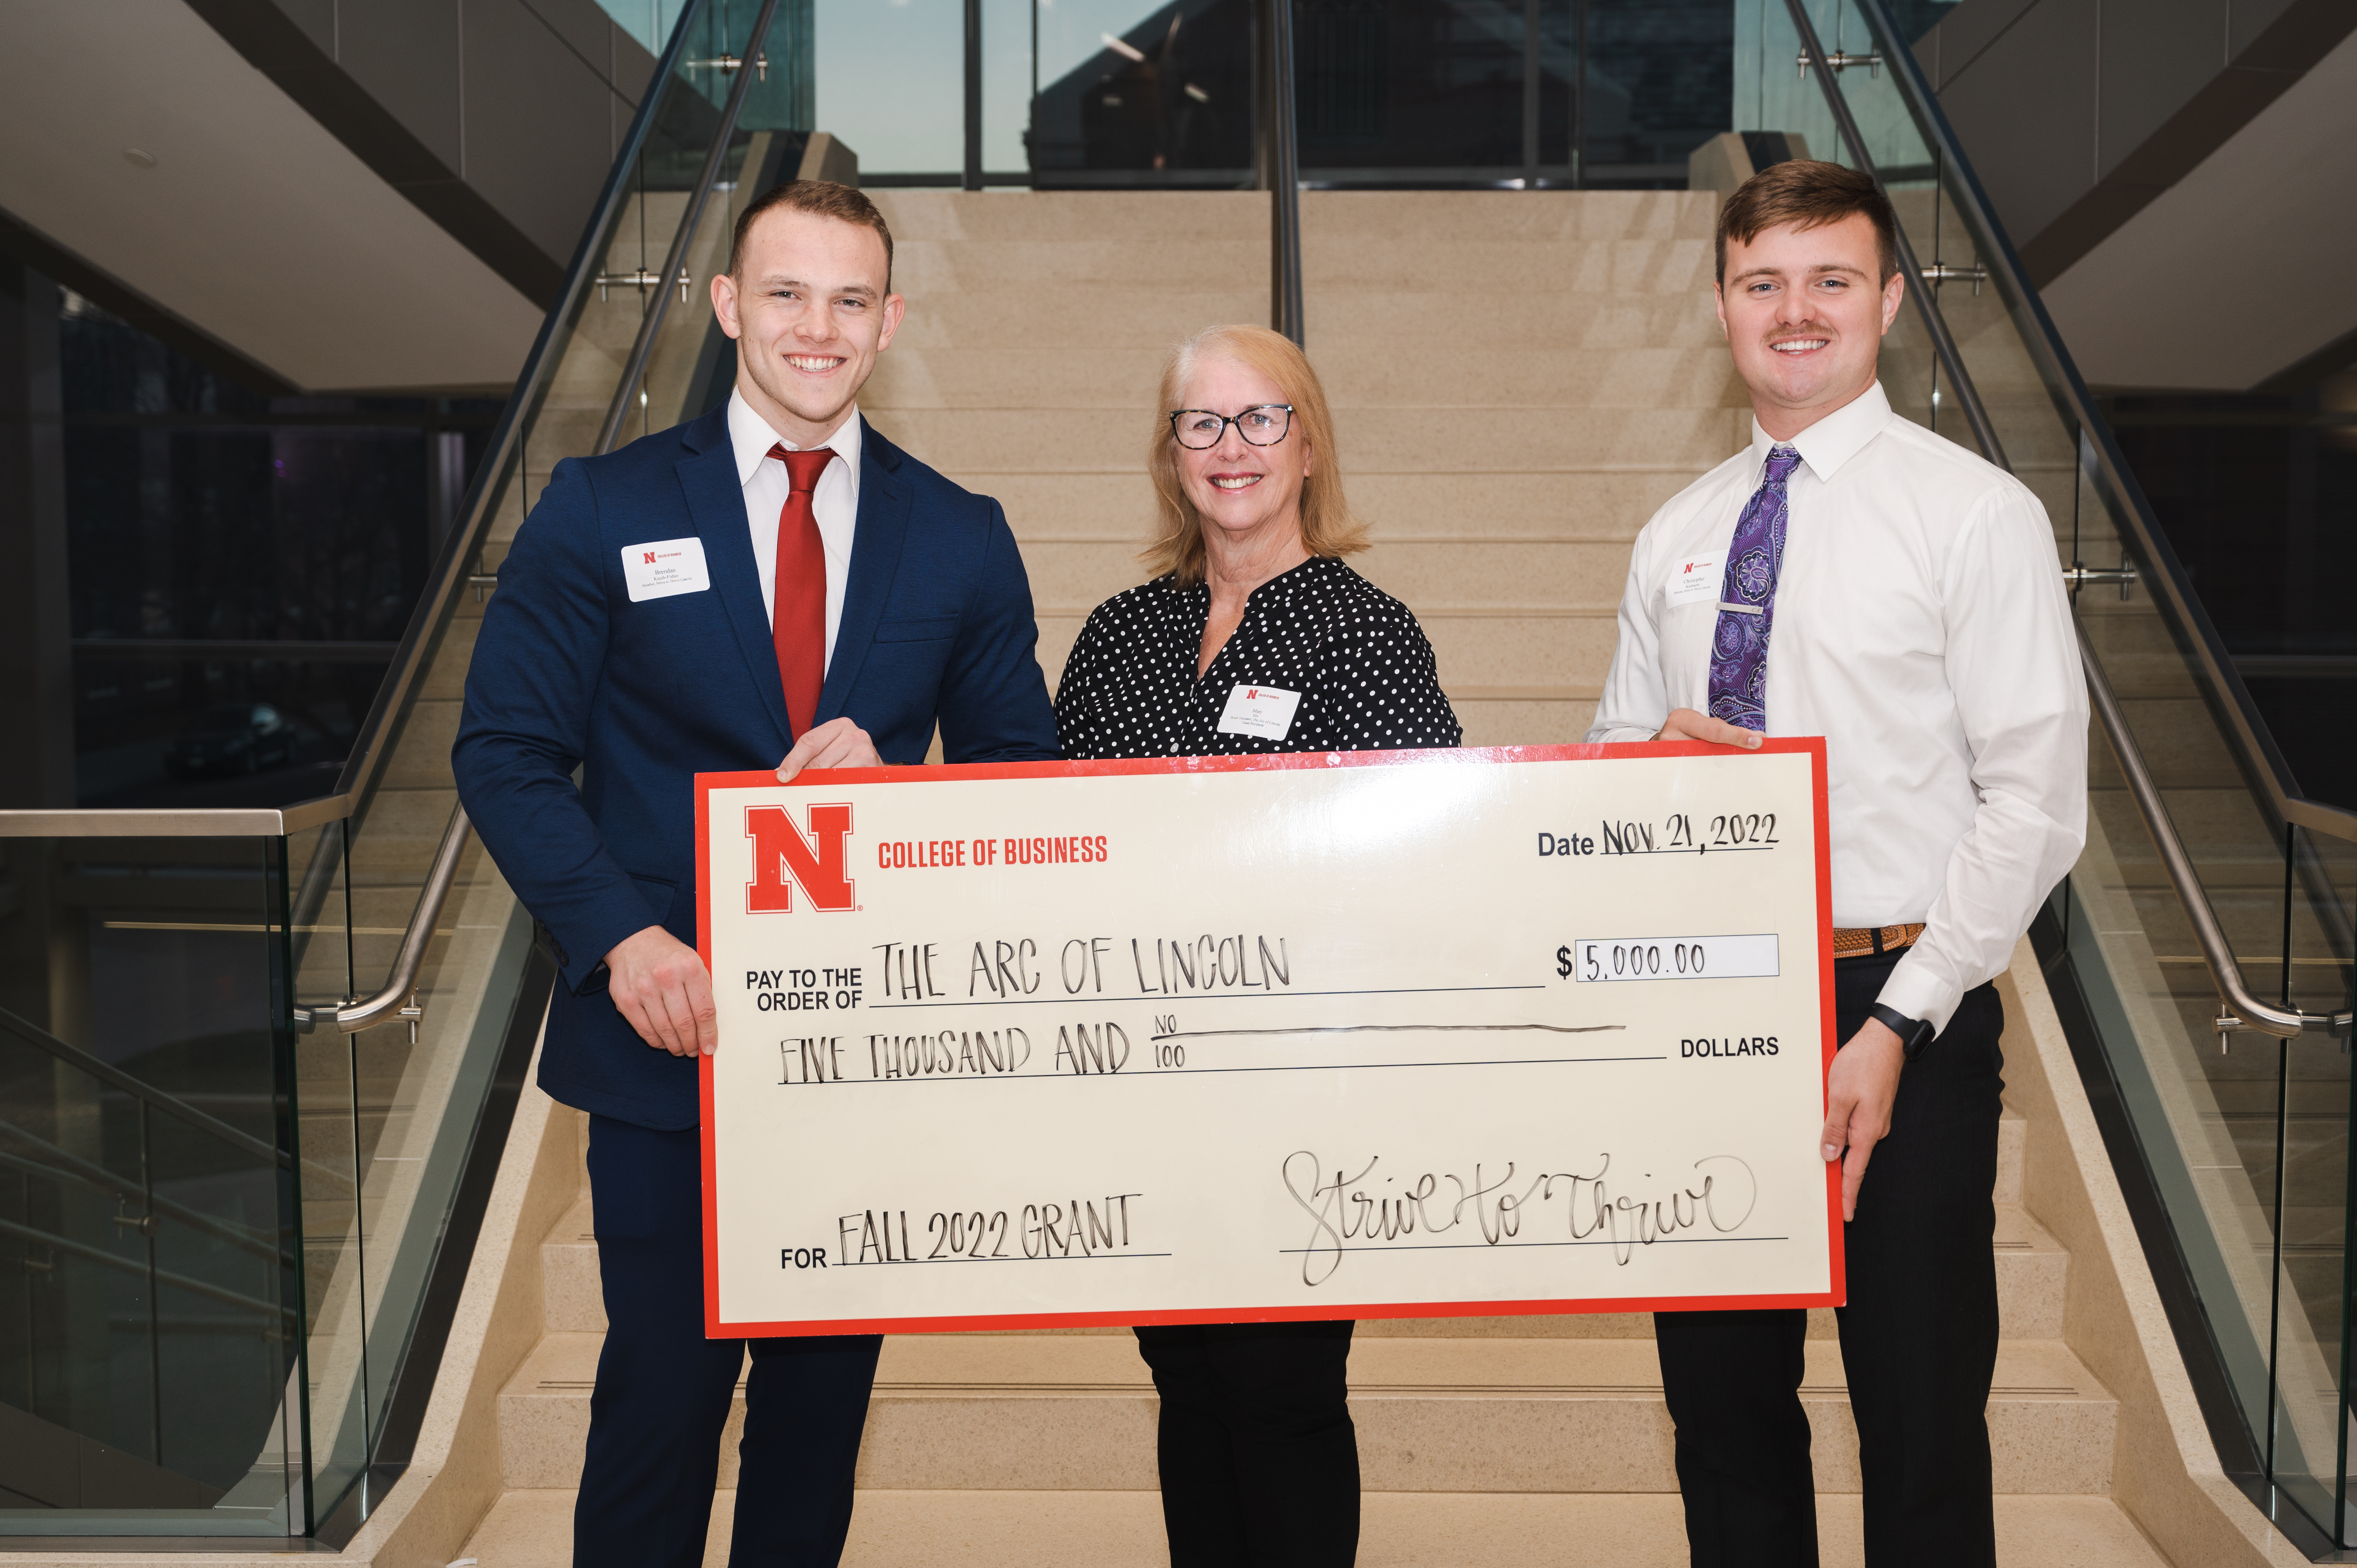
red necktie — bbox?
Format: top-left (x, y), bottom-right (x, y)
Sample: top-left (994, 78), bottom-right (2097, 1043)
top-left (769, 444), bottom-right (833, 736)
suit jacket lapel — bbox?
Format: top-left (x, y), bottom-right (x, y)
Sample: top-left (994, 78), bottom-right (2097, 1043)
top-left (818, 419), bottom-right (911, 723)
top-left (678, 410), bottom-right (794, 749)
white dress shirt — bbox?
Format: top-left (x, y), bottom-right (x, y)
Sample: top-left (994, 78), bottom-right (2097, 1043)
top-left (728, 388), bottom-right (860, 672)
top-left (1585, 381), bottom-right (2088, 1033)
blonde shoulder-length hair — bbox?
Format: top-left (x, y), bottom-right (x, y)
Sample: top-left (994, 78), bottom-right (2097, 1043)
top-left (1142, 325), bottom-right (1368, 586)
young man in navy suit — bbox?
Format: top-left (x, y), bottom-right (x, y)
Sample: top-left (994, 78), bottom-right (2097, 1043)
top-left (454, 181), bottom-right (1059, 1567)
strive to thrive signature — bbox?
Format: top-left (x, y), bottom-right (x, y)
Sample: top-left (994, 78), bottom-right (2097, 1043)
top-left (1277, 1151), bottom-right (1760, 1286)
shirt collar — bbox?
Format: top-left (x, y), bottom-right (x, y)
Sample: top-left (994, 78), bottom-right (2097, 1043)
top-left (728, 387), bottom-right (862, 487)
top-left (1747, 379), bottom-right (1893, 485)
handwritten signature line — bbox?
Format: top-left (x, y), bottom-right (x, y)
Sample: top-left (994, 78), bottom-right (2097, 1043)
top-left (1274, 1236), bottom-right (1790, 1254)
top-left (869, 983), bottom-right (1548, 1011)
top-left (1152, 1023), bottom-right (1626, 1042)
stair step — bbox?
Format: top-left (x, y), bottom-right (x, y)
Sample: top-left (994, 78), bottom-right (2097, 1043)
top-left (974, 470), bottom-right (1707, 549)
top-left (540, 1129), bottom-right (2053, 1339)
top-left (540, 1202), bottom-right (2062, 1340)
top-left (1301, 188), bottom-right (1720, 245)
top-left (869, 407), bottom-right (1746, 475)
top-left (542, 1195), bottom-right (599, 1332)
top-left (869, 344), bottom-right (1744, 410)
top-left (496, 1330), bottom-right (2115, 1495)
top-left (1014, 538), bottom-right (1638, 614)
top-left (462, 1486), bottom-right (2170, 1568)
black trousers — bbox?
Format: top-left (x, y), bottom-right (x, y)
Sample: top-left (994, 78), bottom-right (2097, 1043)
top-left (1133, 1319), bottom-right (1361, 1567)
top-left (1654, 949), bottom-right (2004, 1568)
top-left (575, 1115), bottom-right (883, 1568)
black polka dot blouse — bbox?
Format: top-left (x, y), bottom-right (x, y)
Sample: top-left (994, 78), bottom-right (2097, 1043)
top-left (1055, 556), bottom-right (1463, 759)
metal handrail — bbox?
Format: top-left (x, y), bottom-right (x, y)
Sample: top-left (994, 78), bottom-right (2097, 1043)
top-left (0, 801), bottom-right (351, 837)
top-left (2081, 625), bottom-right (2348, 1042)
top-left (593, 0), bottom-right (783, 457)
top-left (0, 1004), bottom-right (285, 1167)
top-left (0, 1211), bottom-right (291, 1323)
top-left (292, 805), bottom-right (472, 1036)
top-left (0, 1128), bottom-right (286, 1263)
top-left (1793, 0), bottom-right (2352, 1044)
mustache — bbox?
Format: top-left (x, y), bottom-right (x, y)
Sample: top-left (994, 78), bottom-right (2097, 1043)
top-left (1764, 322), bottom-right (1836, 343)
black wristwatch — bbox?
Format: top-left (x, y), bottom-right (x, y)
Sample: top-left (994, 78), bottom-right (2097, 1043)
top-left (1867, 1003), bottom-right (1937, 1063)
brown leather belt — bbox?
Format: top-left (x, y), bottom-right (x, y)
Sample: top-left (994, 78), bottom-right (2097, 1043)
top-left (1832, 922), bottom-right (1926, 960)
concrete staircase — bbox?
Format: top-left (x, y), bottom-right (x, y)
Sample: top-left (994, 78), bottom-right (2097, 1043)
top-left (451, 191), bottom-right (2179, 1565)
top-left (459, 1100), bottom-right (2165, 1565)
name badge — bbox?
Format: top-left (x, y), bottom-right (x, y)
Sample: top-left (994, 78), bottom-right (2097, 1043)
top-left (622, 538), bottom-right (712, 602)
top-left (1663, 553), bottom-right (1721, 608)
top-left (1217, 683), bottom-right (1302, 741)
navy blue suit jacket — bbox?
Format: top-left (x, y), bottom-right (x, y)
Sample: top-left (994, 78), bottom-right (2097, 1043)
top-left (453, 405), bottom-right (1059, 1129)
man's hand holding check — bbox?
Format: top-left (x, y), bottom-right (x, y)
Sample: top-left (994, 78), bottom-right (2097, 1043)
top-left (606, 717), bottom-right (882, 1058)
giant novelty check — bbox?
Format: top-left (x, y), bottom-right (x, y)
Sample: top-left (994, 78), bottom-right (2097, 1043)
top-left (696, 743), bottom-right (1841, 1336)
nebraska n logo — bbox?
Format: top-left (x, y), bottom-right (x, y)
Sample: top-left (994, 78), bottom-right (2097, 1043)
top-left (745, 803), bottom-right (855, 913)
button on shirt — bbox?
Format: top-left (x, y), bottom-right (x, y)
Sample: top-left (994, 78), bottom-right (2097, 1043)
top-left (1585, 381), bottom-right (2087, 1033)
top-left (729, 388), bottom-right (860, 671)
top-left (1056, 556), bottom-right (1461, 758)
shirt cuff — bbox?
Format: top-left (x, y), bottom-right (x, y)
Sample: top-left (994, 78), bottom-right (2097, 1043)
top-left (1873, 955), bottom-right (1962, 1038)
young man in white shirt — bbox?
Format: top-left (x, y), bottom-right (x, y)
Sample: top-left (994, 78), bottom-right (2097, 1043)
top-left (1585, 160), bottom-right (2087, 1566)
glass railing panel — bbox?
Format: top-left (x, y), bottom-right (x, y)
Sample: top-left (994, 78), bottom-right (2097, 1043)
top-left (614, 128), bottom-right (774, 452)
top-left (293, 975), bottom-right (368, 1530)
top-left (1018, 0), bottom-right (1255, 186)
top-left (2059, 743), bottom-right (2281, 1442)
top-left (2267, 825), bottom-right (2355, 1531)
top-left (0, 833), bottom-right (301, 1534)
top-left (981, 0), bottom-right (1031, 175)
top-left (71, 653), bottom-right (397, 814)
top-left (829, 0), bottom-right (1738, 190)
top-left (338, 832), bottom-right (530, 1514)
top-left (815, 0), bottom-right (966, 177)
top-left (1580, 0), bottom-right (1741, 186)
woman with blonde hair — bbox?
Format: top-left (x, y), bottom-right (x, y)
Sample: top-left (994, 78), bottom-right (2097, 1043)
top-left (1053, 325), bottom-right (1459, 1566)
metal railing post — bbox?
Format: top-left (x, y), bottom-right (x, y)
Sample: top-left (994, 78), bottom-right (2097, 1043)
top-left (293, 806), bottom-right (474, 1038)
top-left (964, 0), bottom-right (984, 192)
top-left (1262, 0), bottom-right (1303, 346)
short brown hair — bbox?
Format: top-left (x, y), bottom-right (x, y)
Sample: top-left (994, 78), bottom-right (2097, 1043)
top-left (1715, 159), bottom-right (1898, 285)
top-left (729, 180), bottom-right (894, 291)
top-left (1143, 325), bottom-right (1368, 586)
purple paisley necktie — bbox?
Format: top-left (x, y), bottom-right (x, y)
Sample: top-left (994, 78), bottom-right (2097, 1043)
top-left (1707, 444), bottom-right (1802, 733)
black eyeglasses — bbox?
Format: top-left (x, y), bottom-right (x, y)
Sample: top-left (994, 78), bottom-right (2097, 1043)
top-left (1168, 405), bottom-right (1294, 449)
